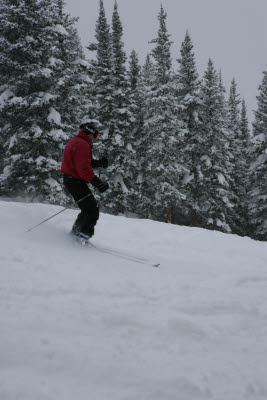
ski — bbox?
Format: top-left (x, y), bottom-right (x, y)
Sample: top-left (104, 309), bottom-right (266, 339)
top-left (90, 242), bottom-right (160, 268)
top-left (69, 231), bottom-right (160, 267)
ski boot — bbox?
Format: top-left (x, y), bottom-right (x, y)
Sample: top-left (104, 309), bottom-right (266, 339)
top-left (71, 227), bottom-right (90, 246)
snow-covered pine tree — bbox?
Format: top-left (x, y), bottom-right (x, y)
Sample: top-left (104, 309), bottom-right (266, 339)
top-left (128, 49), bottom-right (142, 139)
top-left (0, 0), bottom-right (93, 203)
top-left (0, 0), bottom-right (19, 181)
top-left (88, 0), bottom-right (112, 133)
top-left (217, 71), bottom-right (237, 228)
top-left (175, 31), bottom-right (202, 226)
top-left (133, 54), bottom-right (154, 216)
top-left (248, 70), bottom-right (267, 240)
top-left (53, 0), bottom-right (95, 132)
top-left (127, 49), bottom-right (143, 213)
top-left (141, 5), bottom-right (185, 222)
top-left (101, 0), bottom-right (133, 215)
top-left (227, 78), bottom-right (249, 234)
top-left (129, 50), bottom-right (141, 92)
top-left (86, 0), bottom-right (113, 211)
top-left (239, 98), bottom-right (251, 233)
top-left (149, 5), bottom-right (172, 83)
top-left (241, 99), bottom-right (250, 141)
top-left (0, 60), bottom-right (9, 180)
top-left (199, 59), bottom-right (233, 232)
top-left (142, 54), bottom-right (155, 88)
top-left (218, 71), bottom-right (230, 122)
top-left (0, 0), bottom-right (66, 202)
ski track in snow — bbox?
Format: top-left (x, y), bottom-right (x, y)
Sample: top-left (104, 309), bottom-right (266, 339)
top-left (0, 200), bottom-right (267, 400)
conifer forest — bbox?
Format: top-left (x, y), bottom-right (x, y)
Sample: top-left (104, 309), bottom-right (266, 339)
top-left (0, 0), bottom-right (266, 241)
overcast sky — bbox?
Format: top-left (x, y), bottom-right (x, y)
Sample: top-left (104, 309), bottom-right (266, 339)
top-left (65, 0), bottom-right (267, 122)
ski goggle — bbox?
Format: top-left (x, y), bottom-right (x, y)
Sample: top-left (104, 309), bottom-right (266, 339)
top-left (93, 132), bottom-right (101, 139)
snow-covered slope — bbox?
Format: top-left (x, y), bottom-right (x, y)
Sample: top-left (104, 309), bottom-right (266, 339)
top-left (1, 199), bottom-right (267, 400)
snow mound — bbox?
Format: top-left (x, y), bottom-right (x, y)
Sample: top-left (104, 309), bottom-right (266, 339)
top-left (0, 199), bottom-right (267, 400)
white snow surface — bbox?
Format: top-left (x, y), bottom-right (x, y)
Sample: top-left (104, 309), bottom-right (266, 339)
top-left (0, 199), bottom-right (267, 400)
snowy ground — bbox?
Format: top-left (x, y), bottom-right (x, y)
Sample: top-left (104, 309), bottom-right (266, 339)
top-left (0, 199), bottom-right (267, 400)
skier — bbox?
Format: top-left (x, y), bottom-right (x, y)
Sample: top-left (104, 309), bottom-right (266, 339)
top-left (61, 122), bottom-right (109, 241)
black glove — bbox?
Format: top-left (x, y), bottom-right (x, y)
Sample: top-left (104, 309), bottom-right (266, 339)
top-left (92, 157), bottom-right (108, 169)
top-left (90, 176), bottom-right (109, 193)
top-left (99, 157), bottom-right (108, 169)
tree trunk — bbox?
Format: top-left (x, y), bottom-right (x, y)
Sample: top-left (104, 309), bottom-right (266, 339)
top-left (191, 209), bottom-right (197, 227)
top-left (167, 202), bottom-right (172, 224)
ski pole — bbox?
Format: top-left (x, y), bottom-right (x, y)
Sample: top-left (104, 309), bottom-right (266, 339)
top-left (26, 193), bottom-right (92, 232)
top-left (26, 207), bottom-right (69, 232)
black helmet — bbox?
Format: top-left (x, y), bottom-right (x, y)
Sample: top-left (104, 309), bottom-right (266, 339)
top-left (80, 122), bottom-right (100, 137)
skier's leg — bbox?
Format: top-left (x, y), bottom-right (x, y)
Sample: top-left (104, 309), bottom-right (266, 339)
top-left (63, 175), bottom-right (99, 237)
top-left (77, 195), bottom-right (99, 237)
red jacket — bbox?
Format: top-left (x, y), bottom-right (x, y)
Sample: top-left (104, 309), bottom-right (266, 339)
top-left (61, 131), bottom-right (95, 183)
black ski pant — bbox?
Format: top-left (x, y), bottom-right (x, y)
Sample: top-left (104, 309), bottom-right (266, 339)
top-left (63, 174), bottom-right (99, 237)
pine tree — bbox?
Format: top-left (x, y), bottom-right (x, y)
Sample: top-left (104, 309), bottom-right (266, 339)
top-left (218, 71), bottom-right (230, 122)
top-left (88, 1), bottom-right (134, 215)
top-left (52, 0), bottom-right (95, 132)
top-left (127, 49), bottom-right (143, 213)
top-left (248, 71), bottom-right (267, 240)
top-left (176, 31), bottom-right (202, 226)
top-left (100, 0), bottom-right (133, 215)
top-left (133, 54), bottom-right (154, 216)
top-left (199, 59), bottom-right (233, 232)
top-left (239, 98), bottom-right (251, 233)
top-left (88, 0), bottom-right (112, 132)
top-left (142, 54), bottom-right (155, 88)
top-left (149, 5), bottom-right (172, 85)
top-left (129, 50), bottom-right (141, 90)
top-left (0, 0), bottom-right (92, 203)
top-left (241, 99), bottom-right (250, 141)
top-left (0, 0), bottom-right (65, 202)
top-left (227, 78), bottom-right (249, 234)
top-left (217, 71), bottom-right (237, 227)
top-left (141, 6), bottom-right (185, 222)
top-left (0, 72), bottom-right (10, 179)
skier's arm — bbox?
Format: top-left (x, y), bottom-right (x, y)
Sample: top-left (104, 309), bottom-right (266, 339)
top-left (73, 143), bottom-right (95, 183)
top-left (91, 157), bottom-right (108, 169)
